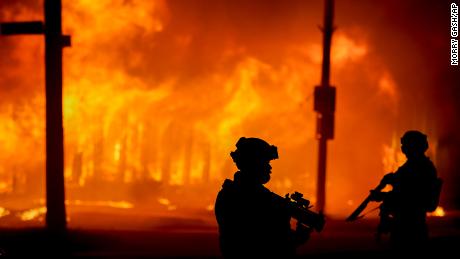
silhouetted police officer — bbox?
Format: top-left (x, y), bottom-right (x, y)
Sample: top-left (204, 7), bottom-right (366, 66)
top-left (215, 137), bottom-right (310, 258)
top-left (370, 130), bottom-right (441, 250)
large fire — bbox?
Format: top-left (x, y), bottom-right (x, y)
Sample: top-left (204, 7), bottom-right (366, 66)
top-left (0, 0), bottom-right (442, 228)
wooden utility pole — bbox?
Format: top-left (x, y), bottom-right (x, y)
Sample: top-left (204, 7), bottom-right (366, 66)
top-left (0, 0), bottom-right (70, 234)
top-left (314, 0), bottom-right (336, 214)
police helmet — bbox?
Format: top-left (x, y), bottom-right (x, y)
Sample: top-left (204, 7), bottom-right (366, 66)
top-left (230, 137), bottom-right (278, 163)
top-left (401, 130), bottom-right (429, 153)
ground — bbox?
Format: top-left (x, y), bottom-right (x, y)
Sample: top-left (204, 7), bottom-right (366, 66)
top-left (0, 210), bottom-right (458, 258)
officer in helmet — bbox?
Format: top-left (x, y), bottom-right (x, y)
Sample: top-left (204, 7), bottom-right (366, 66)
top-left (215, 137), bottom-right (310, 258)
top-left (370, 130), bottom-right (440, 250)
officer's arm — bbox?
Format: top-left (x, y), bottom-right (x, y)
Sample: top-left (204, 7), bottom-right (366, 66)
top-left (369, 172), bottom-right (396, 202)
top-left (291, 222), bottom-right (312, 246)
top-left (381, 172), bottom-right (396, 186)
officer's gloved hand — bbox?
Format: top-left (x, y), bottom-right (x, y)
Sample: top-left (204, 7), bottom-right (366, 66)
top-left (369, 190), bottom-right (387, 202)
top-left (381, 173), bottom-right (395, 185)
top-left (294, 222), bottom-right (312, 245)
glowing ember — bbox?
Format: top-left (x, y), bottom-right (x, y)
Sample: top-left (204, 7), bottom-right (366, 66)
top-left (0, 181), bottom-right (11, 193)
top-left (429, 206), bottom-right (446, 217)
top-left (19, 206), bottom-right (46, 221)
top-left (0, 207), bottom-right (10, 218)
top-left (15, 200), bottom-right (134, 223)
top-left (158, 198), bottom-right (176, 211)
top-left (158, 198), bottom-right (171, 206)
top-left (66, 200), bottom-right (134, 209)
top-left (97, 200), bottom-right (134, 209)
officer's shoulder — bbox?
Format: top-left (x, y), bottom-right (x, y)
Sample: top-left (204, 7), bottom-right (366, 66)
top-left (217, 179), bottom-right (242, 204)
top-left (425, 156), bottom-right (436, 167)
top-left (219, 179), bottom-right (237, 195)
top-left (222, 179), bottom-right (234, 189)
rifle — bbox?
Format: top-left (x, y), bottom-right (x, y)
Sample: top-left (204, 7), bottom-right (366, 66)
top-left (346, 181), bottom-right (387, 222)
top-left (271, 191), bottom-right (325, 232)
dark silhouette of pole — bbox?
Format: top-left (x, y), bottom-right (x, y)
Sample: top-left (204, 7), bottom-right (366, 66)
top-left (0, 0), bottom-right (70, 235)
top-left (314, 0), bottom-right (336, 214)
top-left (44, 0), bottom-right (68, 234)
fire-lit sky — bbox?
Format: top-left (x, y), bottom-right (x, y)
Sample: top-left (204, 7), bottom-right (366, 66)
top-left (0, 0), bottom-right (458, 225)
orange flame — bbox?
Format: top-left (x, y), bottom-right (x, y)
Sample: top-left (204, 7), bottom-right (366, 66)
top-left (0, 207), bottom-right (10, 218)
top-left (0, 1), bottom-right (412, 223)
top-left (19, 206), bottom-right (46, 221)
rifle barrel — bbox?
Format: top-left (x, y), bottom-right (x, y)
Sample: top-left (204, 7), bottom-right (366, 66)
top-left (346, 182), bottom-right (387, 222)
top-left (346, 195), bottom-right (371, 221)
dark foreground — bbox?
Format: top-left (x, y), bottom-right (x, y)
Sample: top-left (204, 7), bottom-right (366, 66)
top-left (0, 211), bottom-right (458, 258)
